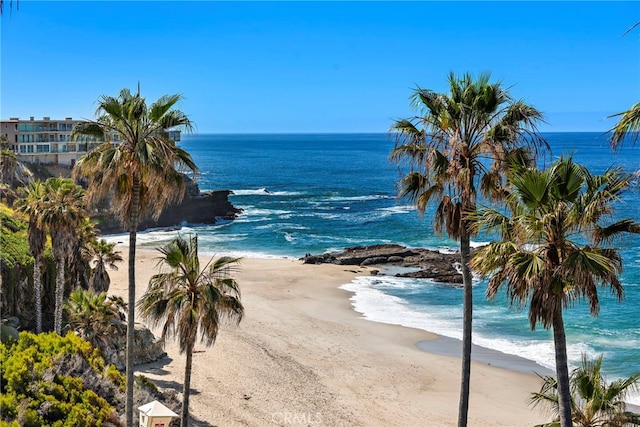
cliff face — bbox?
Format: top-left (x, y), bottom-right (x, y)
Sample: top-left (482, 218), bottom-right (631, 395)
top-left (93, 176), bottom-right (241, 234)
top-left (21, 163), bottom-right (240, 234)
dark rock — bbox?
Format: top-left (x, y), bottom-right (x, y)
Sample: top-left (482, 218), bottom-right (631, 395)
top-left (360, 256), bottom-right (388, 266)
top-left (395, 270), bottom-right (463, 285)
top-left (301, 244), bottom-right (471, 284)
top-left (93, 175), bottom-right (241, 234)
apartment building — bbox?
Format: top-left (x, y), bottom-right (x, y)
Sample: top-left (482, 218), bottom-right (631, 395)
top-left (1, 116), bottom-right (181, 167)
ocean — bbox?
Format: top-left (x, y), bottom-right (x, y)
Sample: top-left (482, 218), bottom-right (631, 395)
top-left (107, 132), bottom-right (640, 401)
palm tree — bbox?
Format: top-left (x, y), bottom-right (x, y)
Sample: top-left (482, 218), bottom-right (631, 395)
top-left (85, 238), bottom-right (123, 292)
top-left (39, 177), bottom-right (88, 334)
top-left (71, 87), bottom-right (197, 426)
top-left (15, 181), bottom-right (48, 332)
top-left (531, 354), bottom-right (640, 427)
top-left (138, 235), bottom-right (243, 427)
top-left (470, 157), bottom-right (640, 427)
top-left (68, 218), bottom-right (100, 291)
top-left (64, 288), bottom-right (123, 350)
top-left (389, 71), bottom-right (547, 426)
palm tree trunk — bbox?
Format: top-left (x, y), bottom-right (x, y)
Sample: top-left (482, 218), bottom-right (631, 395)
top-left (54, 256), bottom-right (65, 334)
top-left (553, 303), bottom-right (573, 427)
top-left (458, 231), bottom-right (473, 427)
top-left (125, 175), bottom-right (140, 427)
top-left (34, 254), bottom-right (42, 333)
top-left (181, 343), bottom-right (194, 427)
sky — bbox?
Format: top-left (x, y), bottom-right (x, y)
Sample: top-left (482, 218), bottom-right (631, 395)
top-left (1, 1), bottom-right (639, 133)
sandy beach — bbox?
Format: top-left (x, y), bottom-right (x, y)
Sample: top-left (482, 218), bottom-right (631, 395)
top-left (108, 246), bottom-right (548, 427)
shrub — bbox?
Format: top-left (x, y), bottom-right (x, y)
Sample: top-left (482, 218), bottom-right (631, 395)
top-left (0, 332), bottom-right (121, 426)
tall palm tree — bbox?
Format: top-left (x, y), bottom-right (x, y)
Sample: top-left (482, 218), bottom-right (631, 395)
top-left (71, 87), bottom-right (197, 426)
top-left (470, 157), bottom-right (640, 427)
top-left (85, 238), bottom-right (123, 293)
top-left (389, 71), bottom-right (547, 427)
top-left (39, 177), bottom-right (88, 334)
top-left (138, 235), bottom-right (243, 427)
top-left (15, 181), bottom-right (48, 332)
top-left (531, 354), bottom-right (640, 427)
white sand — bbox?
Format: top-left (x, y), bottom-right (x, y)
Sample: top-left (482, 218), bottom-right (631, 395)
top-left (108, 247), bottom-right (548, 426)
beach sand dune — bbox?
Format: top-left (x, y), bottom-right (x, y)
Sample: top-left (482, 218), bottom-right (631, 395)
top-left (108, 248), bottom-right (547, 427)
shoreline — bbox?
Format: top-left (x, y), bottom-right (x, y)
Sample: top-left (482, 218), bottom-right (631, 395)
top-left (108, 246), bottom-right (548, 426)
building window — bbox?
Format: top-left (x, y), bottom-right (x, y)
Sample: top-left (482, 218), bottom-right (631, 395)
top-left (27, 145), bottom-right (34, 153)
top-left (19, 145), bottom-right (26, 153)
top-left (36, 144), bottom-right (50, 153)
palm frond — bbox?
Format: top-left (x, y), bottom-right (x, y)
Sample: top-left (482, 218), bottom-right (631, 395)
top-left (609, 101), bottom-right (640, 150)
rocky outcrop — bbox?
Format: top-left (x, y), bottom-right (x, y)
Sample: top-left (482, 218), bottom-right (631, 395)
top-left (302, 244), bottom-right (468, 284)
top-left (19, 162), bottom-right (241, 234)
top-left (102, 321), bottom-right (166, 370)
top-left (93, 176), bottom-right (241, 234)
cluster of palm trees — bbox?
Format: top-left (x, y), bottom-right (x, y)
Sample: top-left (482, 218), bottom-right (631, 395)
top-left (15, 178), bottom-right (91, 334)
top-left (5, 86), bottom-right (243, 427)
top-left (391, 72), bottom-right (640, 427)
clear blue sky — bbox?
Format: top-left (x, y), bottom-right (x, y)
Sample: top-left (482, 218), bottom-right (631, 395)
top-left (1, 1), bottom-right (639, 133)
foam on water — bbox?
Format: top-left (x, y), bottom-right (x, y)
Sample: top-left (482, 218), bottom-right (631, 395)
top-left (341, 276), bottom-right (465, 339)
top-left (320, 194), bottom-right (393, 202)
top-left (231, 188), bottom-right (305, 196)
top-left (341, 275), bottom-right (606, 374)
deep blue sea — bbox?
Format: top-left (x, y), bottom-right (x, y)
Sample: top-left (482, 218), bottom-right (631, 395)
top-left (109, 133), bottom-right (640, 401)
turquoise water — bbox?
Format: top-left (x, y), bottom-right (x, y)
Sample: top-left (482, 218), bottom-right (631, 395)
top-left (110, 133), bottom-right (640, 398)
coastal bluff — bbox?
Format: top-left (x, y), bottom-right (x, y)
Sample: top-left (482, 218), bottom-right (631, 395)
top-left (95, 176), bottom-right (242, 234)
top-left (302, 244), bottom-right (468, 284)
top-left (23, 162), bottom-right (241, 234)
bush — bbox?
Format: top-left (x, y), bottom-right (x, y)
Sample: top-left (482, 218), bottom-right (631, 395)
top-left (0, 332), bottom-right (122, 426)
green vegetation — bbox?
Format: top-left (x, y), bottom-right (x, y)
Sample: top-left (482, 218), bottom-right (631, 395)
top-left (0, 204), bottom-right (31, 269)
top-left (64, 288), bottom-right (126, 352)
top-left (471, 157), bottom-right (640, 427)
top-left (389, 72), bottom-right (547, 427)
top-left (72, 87), bottom-right (197, 426)
top-left (0, 203), bottom-right (57, 331)
top-left (0, 332), bottom-right (122, 426)
top-left (138, 234), bottom-right (243, 427)
top-left (531, 355), bottom-right (640, 427)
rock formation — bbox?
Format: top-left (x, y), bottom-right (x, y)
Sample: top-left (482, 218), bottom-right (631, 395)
top-left (302, 244), bottom-right (470, 284)
top-left (101, 321), bottom-right (167, 370)
top-left (93, 175), bottom-right (241, 234)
